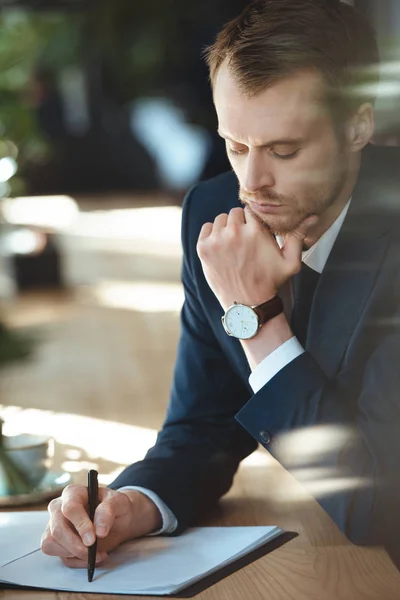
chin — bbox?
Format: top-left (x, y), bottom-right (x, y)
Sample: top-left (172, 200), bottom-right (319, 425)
top-left (259, 214), bottom-right (304, 236)
top-left (244, 201), bottom-right (308, 235)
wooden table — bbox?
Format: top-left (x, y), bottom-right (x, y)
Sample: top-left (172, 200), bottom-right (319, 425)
top-left (2, 454), bottom-right (400, 600)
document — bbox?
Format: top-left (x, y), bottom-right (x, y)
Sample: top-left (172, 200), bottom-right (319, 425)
top-left (0, 511), bottom-right (284, 595)
top-left (0, 511), bottom-right (49, 565)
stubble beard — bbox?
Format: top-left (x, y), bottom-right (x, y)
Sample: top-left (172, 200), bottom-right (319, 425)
top-left (239, 158), bottom-right (347, 236)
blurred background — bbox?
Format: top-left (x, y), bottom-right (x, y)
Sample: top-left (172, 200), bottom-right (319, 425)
top-left (0, 0), bottom-right (399, 492)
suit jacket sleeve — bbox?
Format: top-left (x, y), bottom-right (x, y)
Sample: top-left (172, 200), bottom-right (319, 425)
top-left (109, 183), bottom-right (258, 533)
top-left (236, 334), bottom-right (400, 555)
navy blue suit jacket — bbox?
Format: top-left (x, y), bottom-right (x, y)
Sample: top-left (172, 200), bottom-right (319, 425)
top-left (111, 144), bottom-right (400, 562)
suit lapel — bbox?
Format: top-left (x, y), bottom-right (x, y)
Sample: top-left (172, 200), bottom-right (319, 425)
top-left (307, 224), bottom-right (390, 377)
top-left (307, 147), bottom-right (392, 378)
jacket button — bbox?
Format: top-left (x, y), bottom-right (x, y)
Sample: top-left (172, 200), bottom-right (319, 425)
top-left (259, 430), bottom-right (271, 444)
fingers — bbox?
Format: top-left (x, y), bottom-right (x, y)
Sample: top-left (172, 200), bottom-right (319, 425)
top-left (243, 205), bottom-right (264, 230)
top-left (227, 207), bottom-right (245, 227)
top-left (198, 222), bottom-right (213, 241)
top-left (42, 528), bottom-right (109, 567)
top-left (42, 512), bottom-right (104, 563)
top-left (58, 485), bottom-right (96, 546)
top-left (42, 484), bottom-right (102, 562)
top-left (93, 491), bottom-right (132, 538)
top-left (294, 215), bottom-right (318, 240)
top-left (198, 208), bottom-right (244, 245)
top-left (41, 523), bottom-right (76, 558)
top-left (41, 525), bottom-right (108, 567)
top-left (41, 485), bottom-right (133, 568)
top-left (282, 215), bottom-right (318, 269)
top-left (198, 213), bottom-right (228, 258)
top-left (43, 497), bottom-right (90, 561)
top-left (212, 213), bottom-right (228, 234)
top-left (198, 212), bottom-right (229, 243)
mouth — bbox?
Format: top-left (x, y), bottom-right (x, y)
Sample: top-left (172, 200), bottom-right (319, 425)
top-left (249, 201), bottom-right (285, 214)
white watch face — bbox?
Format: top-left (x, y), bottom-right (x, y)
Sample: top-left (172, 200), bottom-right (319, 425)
top-left (224, 304), bottom-right (259, 339)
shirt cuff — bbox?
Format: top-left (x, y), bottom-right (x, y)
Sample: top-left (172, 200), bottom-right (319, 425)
top-left (117, 486), bottom-right (178, 535)
top-left (249, 337), bottom-right (305, 393)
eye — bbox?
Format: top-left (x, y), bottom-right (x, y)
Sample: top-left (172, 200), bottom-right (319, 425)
top-left (227, 146), bottom-right (246, 156)
top-left (271, 149), bottom-right (300, 161)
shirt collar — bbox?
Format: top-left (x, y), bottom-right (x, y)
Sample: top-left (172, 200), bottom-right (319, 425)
top-left (276, 198), bottom-right (351, 274)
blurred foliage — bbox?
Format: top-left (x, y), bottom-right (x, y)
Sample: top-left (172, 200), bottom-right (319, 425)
top-left (0, 321), bottom-right (36, 368)
top-left (0, 0), bottom-right (238, 198)
top-left (0, 8), bottom-right (85, 196)
top-left (83, 0), bottom-right (235, 128)
top-left (0, 9), bottom-right (84, 91)
top-left (0, 2), bottom-right (180, 195)
top-left (0, 10), bottom-right (81, 363)
top-left (86, 0), bottom-right (188, 100)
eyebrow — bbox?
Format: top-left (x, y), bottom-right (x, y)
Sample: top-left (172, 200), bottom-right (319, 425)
top-left (217, 130), bottom-right (303, 147)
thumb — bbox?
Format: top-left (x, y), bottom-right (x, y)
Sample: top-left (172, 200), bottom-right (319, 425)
top-left (282, 215), bottom-right (318, 267)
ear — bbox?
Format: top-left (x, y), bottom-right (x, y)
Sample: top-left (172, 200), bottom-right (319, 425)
top-left (346, 103), bottom-right (375, 152)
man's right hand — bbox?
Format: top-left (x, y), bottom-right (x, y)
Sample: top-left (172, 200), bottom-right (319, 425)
top-left (41, 485), bottom-right (162, 568)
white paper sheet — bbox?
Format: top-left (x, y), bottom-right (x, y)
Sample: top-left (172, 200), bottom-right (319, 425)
top-left (0, 511), bottom-right (49, 567)
top-left (0, 511), bottom-right (283, 596)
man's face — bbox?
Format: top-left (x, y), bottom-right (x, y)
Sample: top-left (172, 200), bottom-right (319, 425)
top-left (213, 66), bottom-right (349, 235)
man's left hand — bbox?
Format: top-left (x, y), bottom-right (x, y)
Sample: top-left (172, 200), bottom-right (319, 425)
top-left (196, 207), bottom-right (315, 311)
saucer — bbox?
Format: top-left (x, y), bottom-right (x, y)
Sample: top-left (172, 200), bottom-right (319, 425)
top-left (0, 471), bottom-right (72, 508)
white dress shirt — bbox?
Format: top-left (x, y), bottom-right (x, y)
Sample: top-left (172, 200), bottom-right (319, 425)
top-left (119, 197), bottom-right (352, 534)
top-left (249, 198), bottom-right (351, 393)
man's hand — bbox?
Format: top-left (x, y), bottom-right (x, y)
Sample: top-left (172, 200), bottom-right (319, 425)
top-left (41, 485), bottom-right (162, 568)
top-left (196, 206), bottom-right (316, 310)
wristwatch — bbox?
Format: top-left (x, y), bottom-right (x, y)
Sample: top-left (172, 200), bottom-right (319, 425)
top-left (221, 295), bottom-right (283, 340)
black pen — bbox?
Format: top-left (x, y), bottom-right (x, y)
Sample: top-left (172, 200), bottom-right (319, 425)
top-left (87, 469), bottom-right (99, 583)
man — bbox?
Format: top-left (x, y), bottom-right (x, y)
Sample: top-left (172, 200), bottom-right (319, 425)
top-left (41, 0), bottom-right (400, 569)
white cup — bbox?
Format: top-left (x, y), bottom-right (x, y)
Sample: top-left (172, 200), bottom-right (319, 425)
top-left (3, 434), bottom-right (54, 488)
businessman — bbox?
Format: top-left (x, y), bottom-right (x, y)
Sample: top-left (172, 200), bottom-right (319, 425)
top-left (41, 0), bottom-right (400, 569)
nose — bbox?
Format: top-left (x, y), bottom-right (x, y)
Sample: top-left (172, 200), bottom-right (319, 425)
top-left (242, 150), bottom-right (275, 194)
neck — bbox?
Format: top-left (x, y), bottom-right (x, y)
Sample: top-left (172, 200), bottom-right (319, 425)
top-left (303, 151), bottom-right (361, 249)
